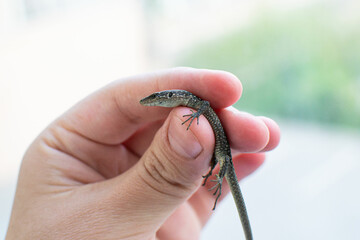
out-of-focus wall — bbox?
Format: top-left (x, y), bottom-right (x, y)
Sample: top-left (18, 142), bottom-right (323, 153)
top-left (0, 1), bottom-right (148, 236)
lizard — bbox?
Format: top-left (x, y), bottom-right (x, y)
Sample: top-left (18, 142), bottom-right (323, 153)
top-left (140, 89), bottom-right (253, 240)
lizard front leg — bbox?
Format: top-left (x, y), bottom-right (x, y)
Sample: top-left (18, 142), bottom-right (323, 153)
top-left (181, 101), bottom-right (210, 130)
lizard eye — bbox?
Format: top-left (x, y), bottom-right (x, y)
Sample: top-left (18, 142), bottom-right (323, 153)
top-left (168, 92), bottom-right (173, 98)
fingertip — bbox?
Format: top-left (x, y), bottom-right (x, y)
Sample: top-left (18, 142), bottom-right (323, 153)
top-left (167, 110), bottom-right (203, 159)
top-left (258, 116), bottom-right (281, 152)
top-left (220, 109), bottom-right (270, 153)
top-left (204, 69), bottom-right (243, 105)
top-left (169, 107), bottom-right (215, 160)
top-left (218, 70), bottom-right (243, 99)
top-left (233, 153), bottom-right (266, 180)
top-left (168, 67), bottom-right (242, 107)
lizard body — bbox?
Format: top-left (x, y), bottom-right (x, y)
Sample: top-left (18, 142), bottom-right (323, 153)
top-left (140, 89), bottom-right (253, 240)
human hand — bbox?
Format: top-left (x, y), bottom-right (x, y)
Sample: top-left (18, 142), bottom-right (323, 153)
top-left (6, 68), bottom-right (280, 240)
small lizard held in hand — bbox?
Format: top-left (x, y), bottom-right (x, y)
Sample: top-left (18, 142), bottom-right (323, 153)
top-left (140, 90), bottom-right (253, 240)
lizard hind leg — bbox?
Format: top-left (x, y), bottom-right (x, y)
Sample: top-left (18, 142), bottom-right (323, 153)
top-left (202, 154), bottom-right (218, 186)
top-left (209, 175), bottom-right (223, 210)
top-left (208, 155), bottom-right (229, 210)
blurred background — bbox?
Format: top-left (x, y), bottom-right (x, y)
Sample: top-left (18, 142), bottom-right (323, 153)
top-left (1, 0), bottom-right (359, 239)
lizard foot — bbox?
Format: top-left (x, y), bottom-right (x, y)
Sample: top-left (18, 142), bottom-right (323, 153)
top-left (208, 175), bottom-right (223, 210)
top-left (202, 168), bottom-right (213, 186)
top-left (182, 110), bottom-right (200, 130)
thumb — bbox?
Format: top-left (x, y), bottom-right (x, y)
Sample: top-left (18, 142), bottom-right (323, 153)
top-left (108, 107), bottom-right (214, 232)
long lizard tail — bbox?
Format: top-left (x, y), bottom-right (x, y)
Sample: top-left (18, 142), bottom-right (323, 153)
top-left (225, 161), bottom-right (253, 240)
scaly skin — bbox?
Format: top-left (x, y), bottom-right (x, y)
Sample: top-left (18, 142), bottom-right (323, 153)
top-left (140, 90), bottom-right (253, 240)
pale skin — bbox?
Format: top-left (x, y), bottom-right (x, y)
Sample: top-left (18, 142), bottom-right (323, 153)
top-left (6, 68), bottom-right (280, 240)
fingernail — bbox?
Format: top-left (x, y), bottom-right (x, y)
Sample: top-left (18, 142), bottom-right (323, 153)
top-left (168, 115), bottom-right (202, 159)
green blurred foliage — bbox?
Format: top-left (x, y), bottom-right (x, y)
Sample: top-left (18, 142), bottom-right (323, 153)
top-left (179, 6), bottom-right (360, 127)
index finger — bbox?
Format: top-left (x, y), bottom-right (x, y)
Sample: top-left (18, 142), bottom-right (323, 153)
top-left (59, 67), bottom-right (242, 144)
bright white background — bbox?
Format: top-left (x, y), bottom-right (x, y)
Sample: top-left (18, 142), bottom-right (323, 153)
top-left (1, 0), bottom-right (360, 239)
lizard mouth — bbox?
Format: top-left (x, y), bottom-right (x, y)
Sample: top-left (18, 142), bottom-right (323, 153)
top-left (139, 93), bottom-right (158, 106)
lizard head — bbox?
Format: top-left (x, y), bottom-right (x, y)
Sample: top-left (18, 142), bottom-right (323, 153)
top-left (140, 90), bottom-right (191, 107)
